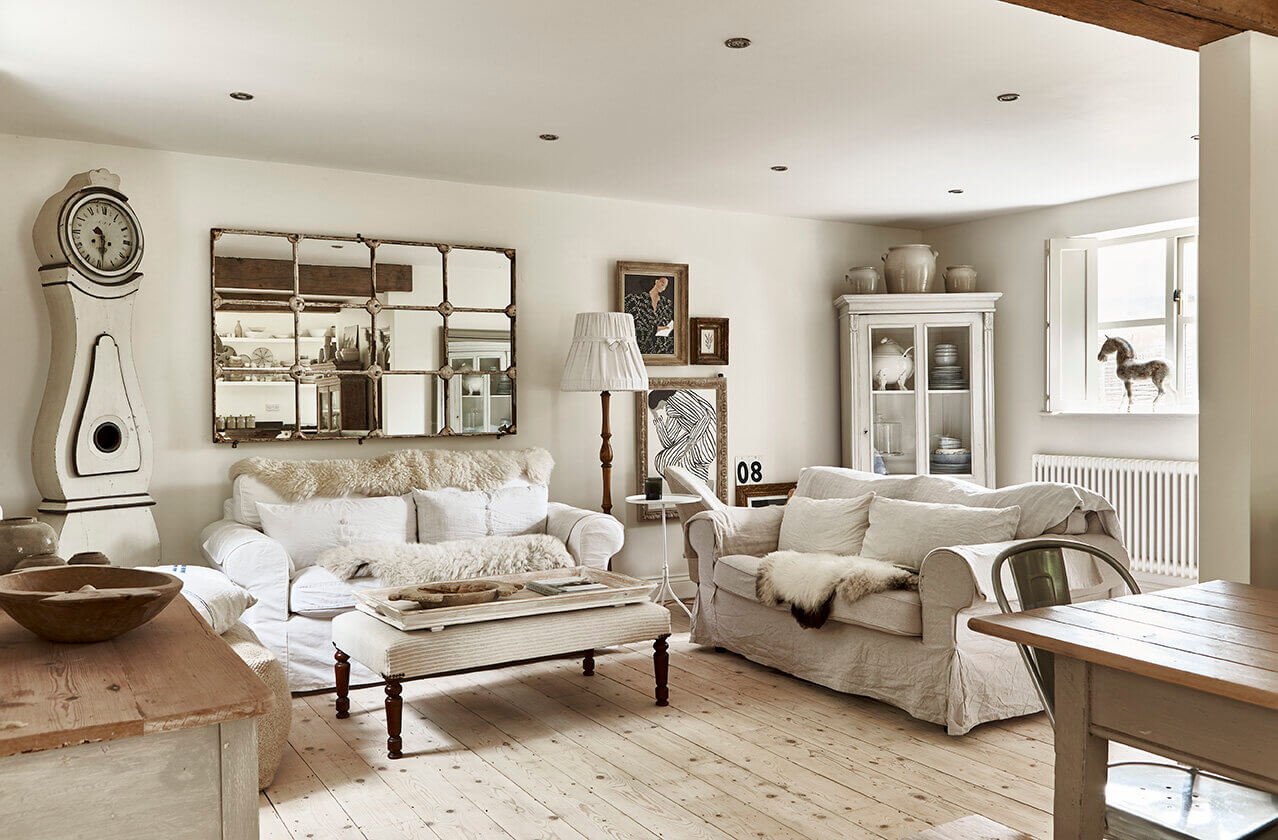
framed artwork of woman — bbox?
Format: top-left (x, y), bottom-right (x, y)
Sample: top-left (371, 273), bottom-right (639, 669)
top-left (616, 261), bottom-right (689, 365)
top-left (635, 376), bottom-right (728, 521)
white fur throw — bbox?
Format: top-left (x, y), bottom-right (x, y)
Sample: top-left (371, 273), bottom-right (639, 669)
top-left (756, 550), bottom-right (918, 629)
top-left (229, 447), bottom-right (554, 501)
top-left (317, 533), bottom-right (573, 587)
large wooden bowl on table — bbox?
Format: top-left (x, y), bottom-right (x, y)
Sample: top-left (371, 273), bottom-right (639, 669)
top-left (0, 566), bottom-right (182, 643)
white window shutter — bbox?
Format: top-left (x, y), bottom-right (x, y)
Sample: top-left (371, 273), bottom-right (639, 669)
top-left (1046, 237), bottom-right (1098, 411)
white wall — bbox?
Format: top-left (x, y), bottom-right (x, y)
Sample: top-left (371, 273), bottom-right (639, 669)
top-left (0, 134), bottom-right (916, 582)
top-left (923, 182), bottom-right (1199, 487)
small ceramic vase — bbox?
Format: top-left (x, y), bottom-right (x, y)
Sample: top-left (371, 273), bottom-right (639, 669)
top-left (944, 265), bottom-right (978, 293)
top-left (0, 516), bottom-right (60, 574)
top-left (882, 245), bottom-right (940, 293)
top-left (844, 266), bottom-right (882, 294)
top-left (69, 551), bottom-right (111, 566)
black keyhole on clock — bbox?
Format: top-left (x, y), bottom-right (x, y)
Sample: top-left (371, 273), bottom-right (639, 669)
top-left (93, 421), bottom-right (123, 454)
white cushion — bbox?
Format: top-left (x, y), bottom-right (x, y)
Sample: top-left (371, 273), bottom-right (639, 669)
top-left (256, 495), bottom-right (415, 571)
top-left (289, 566), bottom-right (386, 618)
top-left (860, 497), bottom-right (1021, 570)
top-left (152, 564), bottom-right (257, 634)
top-left (230, 475), bottom-right (290, 528)
top-left (413, 482), bottom-right (549, 544)
top-left (777, 493), bottom-right (874, 556)
top-left (712, 554), bottom-right (922, 637)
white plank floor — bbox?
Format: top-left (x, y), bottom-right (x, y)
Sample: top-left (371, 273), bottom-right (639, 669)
top-left (262, 609), bottom-right (1057, 840)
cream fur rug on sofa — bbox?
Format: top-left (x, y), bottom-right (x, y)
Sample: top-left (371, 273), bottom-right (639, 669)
top-left (318, 533), bottom-right (573, 586)
top-left (756, 551), bottom-right (918, 629)
top-left (229, 447), bottom-right (554, 501)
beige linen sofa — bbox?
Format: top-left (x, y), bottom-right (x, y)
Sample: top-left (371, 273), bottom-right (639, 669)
top-left (684, 466), bottom-right (1130, 735)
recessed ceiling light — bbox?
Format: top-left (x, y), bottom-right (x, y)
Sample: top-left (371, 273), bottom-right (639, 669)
top-left (539, 133), bottom-right (560, 141)
top-left (229, 91), bottom-right (254, 101)
top-left (948, 188), bottom-right (965, 194)
top-left (331, 244), bottom-right (344, 249)
top-left (724, 37), bottom-right (752, 49)
top-left (770, 165), bottom-right (789, 172)
top-left (1191, 134), bottom-right (1200, 141)
top-left (996, 92), bottom-right (1020, 102)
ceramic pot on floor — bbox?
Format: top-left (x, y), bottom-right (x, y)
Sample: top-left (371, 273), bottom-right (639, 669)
top-left (944, 265), bottom-right (978, 293)
top-left (882, 244), bottom-right (940, 293)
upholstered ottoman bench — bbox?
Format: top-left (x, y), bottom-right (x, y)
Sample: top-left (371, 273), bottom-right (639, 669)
top-left (331, 601), bottom-right (673, 758)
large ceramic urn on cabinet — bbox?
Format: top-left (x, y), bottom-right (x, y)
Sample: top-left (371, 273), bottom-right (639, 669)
top-left (836, 293), bottom-right (1001, 486)
top-left (29, 169), bottom-right (160, 566)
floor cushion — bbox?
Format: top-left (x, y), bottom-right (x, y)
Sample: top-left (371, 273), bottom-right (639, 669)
top-left (289, 566), bottom-right (386, 618)
top-left (221, 621), bottom-right (291, 791)
top-left (712, 553), bottom-right (923, 637)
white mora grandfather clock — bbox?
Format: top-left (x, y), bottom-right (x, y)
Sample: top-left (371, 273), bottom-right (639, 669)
top-left (30, 169), bottom-right (160, 566)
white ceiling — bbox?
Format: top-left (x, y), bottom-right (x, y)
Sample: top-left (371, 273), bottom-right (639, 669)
top-left (0, 0), bottom-right (1198, 228)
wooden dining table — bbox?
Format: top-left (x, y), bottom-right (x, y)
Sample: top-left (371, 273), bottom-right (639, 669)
top-left (969, 579), bottom-right (1278, 839)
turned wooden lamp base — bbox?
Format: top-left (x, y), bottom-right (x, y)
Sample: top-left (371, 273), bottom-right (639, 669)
top-left (599, 390), bottom-right (614, 516)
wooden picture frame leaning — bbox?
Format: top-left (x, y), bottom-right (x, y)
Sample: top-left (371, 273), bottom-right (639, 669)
top-left (635, 376), bottom-right (728, 522)
top-left (735, 481), bottom-right (797, 508)
top-left (616, 261), bottom-right (689, 366)
top-left (689, 317), bottom-right (729, 365)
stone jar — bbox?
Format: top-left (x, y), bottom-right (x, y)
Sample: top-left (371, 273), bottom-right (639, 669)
top-left (844, 266), bottom-right (882, 294)
top-left (0, 516), bottom-right (60, 574)
top-left (944, 265), bottom-right (978, 293)
top-left (881, 244), bottom-right (940, 293)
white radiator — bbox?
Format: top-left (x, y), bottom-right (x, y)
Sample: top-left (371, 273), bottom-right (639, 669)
top-left (1032, 454), bottom-right (1198, 581)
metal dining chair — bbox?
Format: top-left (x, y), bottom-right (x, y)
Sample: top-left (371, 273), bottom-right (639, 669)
top-left (990, 538), bottom-right (1278, 840)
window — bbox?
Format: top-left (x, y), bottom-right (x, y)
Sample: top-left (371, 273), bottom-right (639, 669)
top-left (1046, 224), bottom-right (1197, 413)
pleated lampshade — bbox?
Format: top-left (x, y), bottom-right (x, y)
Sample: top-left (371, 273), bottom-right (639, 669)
top-left (560, 313), bottom-right (649, 392)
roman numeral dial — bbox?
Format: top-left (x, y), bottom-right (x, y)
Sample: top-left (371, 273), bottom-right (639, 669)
top-left (67, 195), bottom-right (141, 275)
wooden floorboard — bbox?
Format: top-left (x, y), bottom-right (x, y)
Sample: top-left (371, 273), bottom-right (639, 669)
top-left (264, 606), bottom-right (1055, 840)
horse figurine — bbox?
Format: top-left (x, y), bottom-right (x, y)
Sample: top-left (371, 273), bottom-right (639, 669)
top-left (1097, 335), bottom-right (1175, 411)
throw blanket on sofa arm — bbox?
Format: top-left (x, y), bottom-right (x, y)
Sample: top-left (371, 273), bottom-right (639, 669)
top-left (756, 551), bottom-right (918, 629)
top-left (318, 534), bottom-right (573, 587)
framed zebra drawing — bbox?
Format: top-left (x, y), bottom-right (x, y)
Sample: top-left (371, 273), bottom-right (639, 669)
top-left (635, 376), bottom-right (728, 522)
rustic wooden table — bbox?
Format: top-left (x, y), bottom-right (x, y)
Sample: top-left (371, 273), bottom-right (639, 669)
top-left (969, 579), bottom-right (1278, 839)
top-left (0, 598), bottom-right (273, 840)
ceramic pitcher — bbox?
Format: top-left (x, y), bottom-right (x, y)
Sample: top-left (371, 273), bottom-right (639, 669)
top-left (881, 244), bottom-right (940, 293)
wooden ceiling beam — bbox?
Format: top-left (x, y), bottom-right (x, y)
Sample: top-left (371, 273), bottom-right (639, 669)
top-left (996, 0), bottom-right (1278, 49)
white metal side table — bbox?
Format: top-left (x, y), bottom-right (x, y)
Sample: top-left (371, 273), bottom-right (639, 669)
top-left (625, 493), bottom-right (698, 620)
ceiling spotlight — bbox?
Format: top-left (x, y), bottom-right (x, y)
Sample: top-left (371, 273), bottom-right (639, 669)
top-left (948, 188), bottom-right (965, 194)
top-left (229, 91), bottom-right (254, 101)
top-left (770, 165), bottom-right (789, 172)
top-left (331, 244), bottom-right (344, 249)
top-left (996, 92), bottom-right (1020, 102)
top-left (539, 133), bottom-right (560, 141)
top-left (724, 37), bottom-right (752, 49)
top-left (1191, 134), bottom-right (1200, 141)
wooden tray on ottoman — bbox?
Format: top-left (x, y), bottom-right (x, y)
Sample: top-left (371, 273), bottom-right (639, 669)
top-left (354, 566), bottom-right (657, 631)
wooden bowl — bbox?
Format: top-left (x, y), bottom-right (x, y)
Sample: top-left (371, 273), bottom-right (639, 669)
top-left (0, 566), bottom-right (183, 643)
top-left (390, 580), bottom-right (523, 609)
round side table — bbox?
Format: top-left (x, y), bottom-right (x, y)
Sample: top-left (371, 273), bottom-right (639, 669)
top-left (625, 494), bottom-right (698, 620)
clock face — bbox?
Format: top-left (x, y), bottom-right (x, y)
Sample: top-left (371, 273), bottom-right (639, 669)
top-left (65, 195), bottom-right (141, 276)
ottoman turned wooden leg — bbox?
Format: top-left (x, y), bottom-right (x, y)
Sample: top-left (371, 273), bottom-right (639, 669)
top-left (582, 649), bottom-right (595, 676)
top-left (653, 635), bottom-right (670, 706)
top-left (334, 649), bottom-right (350, 719)
top-left (385, 680), bottom-right (403, 759)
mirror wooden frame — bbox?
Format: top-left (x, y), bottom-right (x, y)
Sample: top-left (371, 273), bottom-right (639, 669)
top-left (209, 228), bottom-right (516, 446)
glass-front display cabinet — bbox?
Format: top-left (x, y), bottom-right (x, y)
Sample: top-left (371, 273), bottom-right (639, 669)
top-left (836, 293), bottom-right (1002, 486)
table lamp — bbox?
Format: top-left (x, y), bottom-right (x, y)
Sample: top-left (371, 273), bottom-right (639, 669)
top-left (560, 313), bottom-right (649, 515)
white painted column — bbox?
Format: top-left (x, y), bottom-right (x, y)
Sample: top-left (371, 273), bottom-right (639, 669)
top-left (1198, 32), bottom-right (1278, 586)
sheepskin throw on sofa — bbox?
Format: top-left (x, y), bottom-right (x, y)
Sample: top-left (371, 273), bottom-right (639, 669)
top-left (229, 447), bottom-right (555, 501)
top-left (318, 533), bottom-right (573, 587)
top-left (756, 551), bottom-right (918, 629)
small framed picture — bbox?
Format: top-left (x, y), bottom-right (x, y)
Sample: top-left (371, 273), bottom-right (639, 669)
top-left (735, 482), bottom-right (797, 508)
top-left (690, 317), bottom-right (729, 365)
top-left (616, 261), bottom-right (689, 366)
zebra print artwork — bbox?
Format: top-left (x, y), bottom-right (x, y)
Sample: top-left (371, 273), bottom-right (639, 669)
top-left (636, 377), bottom-right (728, 521)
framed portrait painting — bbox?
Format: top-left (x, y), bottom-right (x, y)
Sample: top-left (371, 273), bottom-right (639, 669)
top-left (635, 376), bottom-right (728, 521)
top-left (616, 261), bottom-right (689, 365)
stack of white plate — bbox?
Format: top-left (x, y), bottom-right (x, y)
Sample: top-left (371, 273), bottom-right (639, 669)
top-left (932, 435), bottom-right (971, 474)
top-left (930, 345), bottom-right (967, 389)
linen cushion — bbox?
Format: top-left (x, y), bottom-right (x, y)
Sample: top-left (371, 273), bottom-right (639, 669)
top-left (230, 475), bottom-right (290, 528)
top-left (256, 495), bottom-right (415, 571)
top-left (860, 497), bottom-right (1021, 570)
top-left (711, 553), bottom-right (922, 637)
top-left (413, 481), bottom-right (549, 544)
top-left (152, 564), bottom-right (257, 634)
top-left (777, 493), bottom-right (874, 556)
top-left (289, 566), bottom-right (387, 618)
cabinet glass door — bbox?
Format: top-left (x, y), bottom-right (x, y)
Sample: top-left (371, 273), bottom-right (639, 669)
top-left (923, 322), bottom-right (977, 481)
top-left (868, 324), bottom-right (919, 475)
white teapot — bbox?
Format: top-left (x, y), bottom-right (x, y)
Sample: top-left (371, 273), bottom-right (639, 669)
top-left (872, 338), bottom-right (915, 390)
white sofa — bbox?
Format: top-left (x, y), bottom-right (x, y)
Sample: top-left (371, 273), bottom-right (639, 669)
top-left (684, 466), bottom-right (1131, 735)
top-left (200, 455), bottom-right (624, 691)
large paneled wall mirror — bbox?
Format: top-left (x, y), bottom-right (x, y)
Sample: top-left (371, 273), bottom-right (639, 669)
top-left (210, 229), bottom-right (516, 445)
